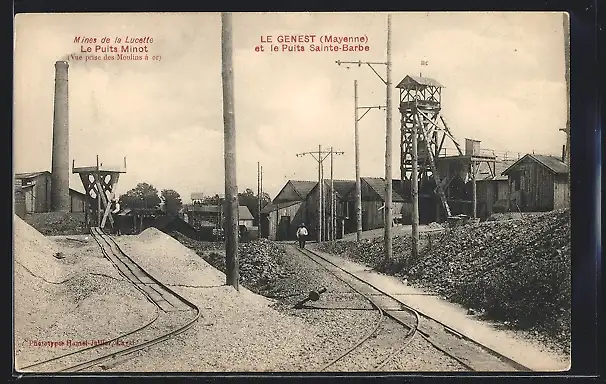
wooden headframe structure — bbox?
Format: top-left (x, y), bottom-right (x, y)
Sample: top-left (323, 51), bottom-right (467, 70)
top-left (397, 75), bottom-right (496, 219)
top-left (72, 156), bottom-right (127, 229)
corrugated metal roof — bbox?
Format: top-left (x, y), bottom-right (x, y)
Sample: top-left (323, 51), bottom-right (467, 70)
top-left (476, 160), bottom-right (516, 181)
top-left (187, 205), bottom-right (221, 213)
top-left (396, 75), bottom-right (445, 89)
top-left (531, 155), bottom-right (568, 174)
top-left (15, 171), bottom-right (86, 195)
top-left (15, 171), bottom-right (51, 179)
top-left (501, 154), bottom-right (568, 175)
top-left (290, 180), bottom-right (317, 200)
top-left (328, 180), bottom-right (356, 197)
top-left (238, 206), bottom-right (254, 220)
top-left (260, 200), bottom-right (300, 214)
top-left (362, 177), bottom-right (406, 202)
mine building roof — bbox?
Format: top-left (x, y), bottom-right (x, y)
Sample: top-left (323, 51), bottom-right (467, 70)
top-left (396, 75), bottom-right (445, 89)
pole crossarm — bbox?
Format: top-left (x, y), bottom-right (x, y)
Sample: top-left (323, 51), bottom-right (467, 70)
top-left (296, 150), bottom-right (335, 163)
top-left (357, 105), bottom-right (386, 122)
top-left (335, 60), bottom-right (388, 85)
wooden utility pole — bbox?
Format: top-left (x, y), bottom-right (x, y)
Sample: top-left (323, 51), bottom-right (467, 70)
top-left (221, 12), bottom-right (239, 290)
top-left (384, 14), bottom-right (393, 262)
top-left (318, 145), bottom-right (324, 243)
top-left (411, 113), bottom-right (419, 261)
top-left (329, 147), bottom-right (344, 240)
top-left (257, 162), bottom-right (261, 229)
top-left (337, 15), bottom-right (391, 258)
top-left (561, 12), bottom-right (571, 168)
top-left (260, 165), bottom-right (263, 220)
top-left (471, 161), bottom-right (477, 218)
top-left (330, 148), bottom-right (334, 241)
top-left (354, 81), bottom-right (363, 241)
top-left (296, 146), bottom-right (341, 242)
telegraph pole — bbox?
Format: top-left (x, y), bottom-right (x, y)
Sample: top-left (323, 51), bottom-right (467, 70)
top-left (330, 148), bottom-right (334, 241)
top-left (329, 147), bottom-right (344, 240)
top-left (221, 12), bottom-right (239, 290)
top-left (560, 12), bottom-right (571, 169)
top-left (354, 81), bottom-right (362, 241)
top-left (384, 14), bottom-right (393, 262)
top-left (318, 145), bottom-right (324, 243)
top-left (352, 81), bottom-right (385, 241)
top-left (411, 113), bottom-right (419, 261)
top-left (296, 146), bottom-right (342, 242)
top-left (257, 162), bottom-right (261, 230)
top-left (336, 14), bottom-right (392, 260)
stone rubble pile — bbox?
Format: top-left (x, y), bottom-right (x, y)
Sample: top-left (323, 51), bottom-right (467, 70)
top-left (318, 209), bottom-right (571, 351)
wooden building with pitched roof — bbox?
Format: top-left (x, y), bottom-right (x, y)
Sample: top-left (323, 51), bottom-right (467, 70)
top-left (501, 154), bottom-right (569, 212)
top-left (260, 180), bottom-right (317, 240)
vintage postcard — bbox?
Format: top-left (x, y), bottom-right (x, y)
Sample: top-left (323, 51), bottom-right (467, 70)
top-left (13, 12), bottom-right (571, 373)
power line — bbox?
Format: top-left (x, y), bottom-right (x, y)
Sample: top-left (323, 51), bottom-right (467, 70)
top-left (296, 146), bottom-right (343, 243)
top-left (334, 14), bottom-right (393, 262)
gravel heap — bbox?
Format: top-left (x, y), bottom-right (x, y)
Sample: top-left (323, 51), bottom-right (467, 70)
top-left (412, 209), bottom-right (571, 350)
top-left (13, 216), bottom-right (157, 370)
top-left (14, 215), bottom-right (67, 282)
top-left (317, 236), bottom-right (418, 274)
top-left (117, 228), bottom-right (224, 287)
top-left (318, 209), bottom-right (571, 352)
top-left (177, 237), bottom-right (293, 294)
top-left (23, 212), bottom-right (87, 236)
top-left (170, 232), bottom-right (224, 252)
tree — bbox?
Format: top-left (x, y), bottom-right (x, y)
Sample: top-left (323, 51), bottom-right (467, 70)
top-left (119, 183), bottom-right (161, 209)
top-left (202, 194), bottom-right (221, 205)
top-left (238, 188), bottom-right (271, 226)
top-left (161, 189), bottom-right (183, 215)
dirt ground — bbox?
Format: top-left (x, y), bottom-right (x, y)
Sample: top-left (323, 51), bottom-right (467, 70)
top-left (114, 229), bottom-right (466, 372)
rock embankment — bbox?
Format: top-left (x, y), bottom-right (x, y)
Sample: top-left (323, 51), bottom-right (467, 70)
top-left (318, 209), bottom-right (571, 353)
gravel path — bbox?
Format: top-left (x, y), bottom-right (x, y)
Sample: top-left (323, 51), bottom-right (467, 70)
top-left (14, 218), bottom-right (468, 372)
top-left (158, 230), bottom-right (467, 372)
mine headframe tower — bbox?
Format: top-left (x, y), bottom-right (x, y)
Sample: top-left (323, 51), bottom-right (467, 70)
top-left (397, 74), bottom-right (462, 218)
top-left (397, 75), bottom-right (498, 222)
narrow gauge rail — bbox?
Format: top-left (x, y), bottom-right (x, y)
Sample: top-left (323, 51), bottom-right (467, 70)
top-left (295, 247), bottom-right (420, 371)
top-left (20, 227), bottom-right (200, 373)
top-left (296, 246), bottom-right (532, 372)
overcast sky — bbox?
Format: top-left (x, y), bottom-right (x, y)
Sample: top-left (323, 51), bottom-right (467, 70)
top-left (13, 12), bottom-right (567, 201)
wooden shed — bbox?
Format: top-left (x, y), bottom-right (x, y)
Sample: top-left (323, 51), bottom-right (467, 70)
top-left (69, 189), bottom-right (88, 213)
top-left (474, 160), bottom-right (515, 218)
top-left (502, 154), bottom-right (569, 212)
top-left (304, 180), bottom-right (356, 240)
top-left (15, 171), bottom-right (88, 213)
top-left (238, 206), bottom-right (254, 229)
top-left (343, 177), bottom-right (406, 231)
top-left (14, 179), bottom-right (26, 218)
top-left (16, 171), bottom-right (52, 213)
top-left (261, 180), bottom-right (316, 241)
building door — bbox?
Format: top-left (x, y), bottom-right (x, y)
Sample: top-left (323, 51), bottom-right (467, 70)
top-left (278, 216), bottom-right (290, 240)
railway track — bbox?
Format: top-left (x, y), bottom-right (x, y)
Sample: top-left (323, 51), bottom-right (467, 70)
top-left (295, 246), bottom-right (532, 372)
top-left (296, 247), bottom-right (420, 371)
top-left (21, 227), bottom-right (200, 373)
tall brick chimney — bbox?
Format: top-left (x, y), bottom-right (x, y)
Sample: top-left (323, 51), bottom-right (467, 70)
top-left (51, 61), bottom-right (70, 212)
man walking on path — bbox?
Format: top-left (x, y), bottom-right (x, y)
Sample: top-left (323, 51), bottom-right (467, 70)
top-left (296, 223), bottom-right (308, 249)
